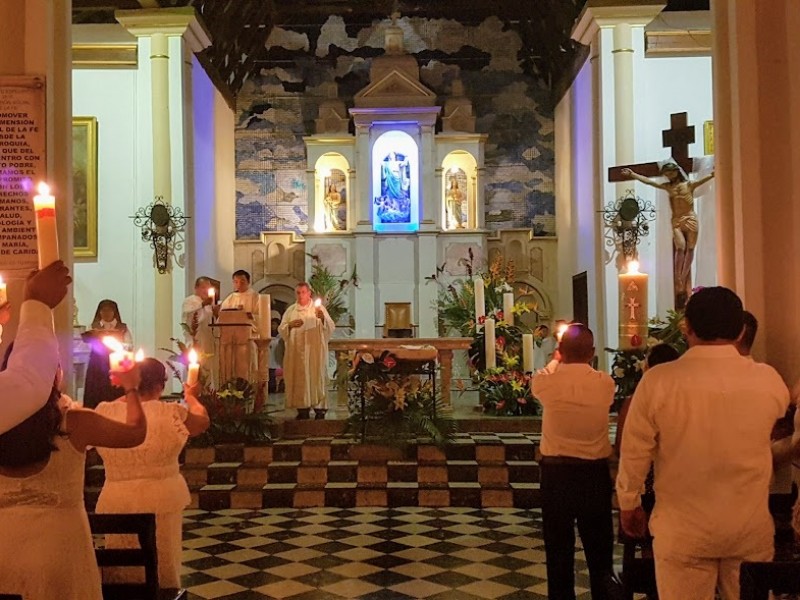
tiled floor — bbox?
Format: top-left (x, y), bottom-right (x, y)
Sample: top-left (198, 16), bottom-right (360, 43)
top-left (182, 507), bottom-right (623, 600)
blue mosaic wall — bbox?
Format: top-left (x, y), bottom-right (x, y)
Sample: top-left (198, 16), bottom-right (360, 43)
top-left (235, 16), bottom-right (555, 240)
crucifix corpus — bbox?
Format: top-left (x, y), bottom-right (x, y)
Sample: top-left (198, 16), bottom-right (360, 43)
top-left (608, 113), bottom-right (715, 310)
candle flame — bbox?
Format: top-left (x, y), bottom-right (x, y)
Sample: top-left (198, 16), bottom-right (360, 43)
top-left (36, 182), bottom-right (51, 196)
top-left (134, 349), bottom-right (145, 362)
top-left (314, 298), bottom-right (322, 307)
top-left (627, 260), bottom-right (640, 274)
top-left (0, 275), bottom-right (4, 285)
top-left (188, 348), bottom-right (199, 365)
top-left (556, 323), bottom-right (569, 341)
top-left (208, 287), bottom-right (215, 298)
top-left (102, 336), bottom-right (125, 353)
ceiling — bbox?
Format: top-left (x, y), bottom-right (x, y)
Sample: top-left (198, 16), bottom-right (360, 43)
top-left (72, 0), bottom-right (710, 103)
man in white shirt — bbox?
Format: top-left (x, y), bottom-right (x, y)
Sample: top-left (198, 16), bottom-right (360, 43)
top-left (533, 324), bottom-right (556, 371)
top-left (617, 287), bottom-right (789, 600)
top-left (220, 269), bottom-right (259, 316)
top-left (181, 276), bottom-right (215, 357)
top-left (0, 261), bottom-right (72, 434)
top-left (532, 323), bottom-right (615, 600)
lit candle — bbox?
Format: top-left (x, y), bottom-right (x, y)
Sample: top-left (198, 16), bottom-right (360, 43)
top-left (33, 182), bottom-right (59, 269)
top-left (484, 317), bottom-right (496, 369)
top-left (522, 333), bottom-right (534, 373)
top-left (503, 292), bottom-right (514, 326)
top-left (257, 294), bottom-right (271, 338)
top-left (0, 275), bottom-right (6, 306)
top-left (474, 277), bottom-right (485, 331)
top-left (208, 287), bottom-right (216, 304)
top-left (556, 323), bottom-right (569, 342)
top-left (103, 336), bottom-right (135, 372)
top-left (618, 260), bottom-right (649, 350)
top-left (186, 348), bottom-right (200, 386)
top-left (134, 348), bottom-right (145, 362)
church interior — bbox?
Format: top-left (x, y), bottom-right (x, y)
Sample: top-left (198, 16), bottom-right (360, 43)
top-left (1, 0), bottom-right (799, 598)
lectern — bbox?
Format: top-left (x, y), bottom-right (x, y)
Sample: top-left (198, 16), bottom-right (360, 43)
top-left (214, 309), bottom-right (254, 383)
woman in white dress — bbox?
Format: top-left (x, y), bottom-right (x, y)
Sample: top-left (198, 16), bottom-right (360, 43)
top-left (0, 358), bottom-right (145, 600)
top-left (95, 358), bottom-right (210, 589)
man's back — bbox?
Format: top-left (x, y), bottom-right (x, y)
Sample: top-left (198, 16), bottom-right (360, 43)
top-left (619, 345), bottom-right (789, 556)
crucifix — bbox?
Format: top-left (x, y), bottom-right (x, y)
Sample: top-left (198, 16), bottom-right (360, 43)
top-left (608, 112), bottom-right (714, 310)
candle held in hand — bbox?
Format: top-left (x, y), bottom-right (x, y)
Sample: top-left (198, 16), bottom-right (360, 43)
top-left (33, 182), bottom-right (59, 269)
top-left (208, 287), bottom-right (216, 303)
top-left (103, 336), bottom-right (135, 372)
top-left (134, 348), bottom-right (145, 362)
top-left (0, 276), bottom-right (6, 306)
top-left (186, 348), bottom-right (200, 386)
top-left (556, 323), bottom-right (569, 342)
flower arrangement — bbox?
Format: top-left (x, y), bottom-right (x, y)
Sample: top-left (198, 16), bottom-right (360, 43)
top-left (307, 254), bottom-right (357, 326)
top-left (606, 309), bottom-right (687, 409)
top-left (477, 352), bottom-right (540, 416)
top-left (189, 377), bottom-right (272, 447)
top-left (341, 350), bottom-right (456, 447)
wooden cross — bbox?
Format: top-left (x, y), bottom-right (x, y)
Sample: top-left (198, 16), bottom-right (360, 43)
top-left (608, 112), bottom-right (697, 181)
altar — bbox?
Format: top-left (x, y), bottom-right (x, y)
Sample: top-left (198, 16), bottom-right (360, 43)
top-left (329, 337), bottom-right (473, 412)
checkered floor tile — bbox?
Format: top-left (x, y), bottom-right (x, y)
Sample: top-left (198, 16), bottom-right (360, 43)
top-left (182, 507), bottom-right (633, 600)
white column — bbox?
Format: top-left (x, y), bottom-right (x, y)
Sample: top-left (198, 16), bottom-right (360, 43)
top-left (612, 22), bottom-right (634, 198)
top-left (353, 123), bottom-right (372, 231)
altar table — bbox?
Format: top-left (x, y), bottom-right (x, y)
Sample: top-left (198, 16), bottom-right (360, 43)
top-left (329, 337), bottom-right (473, 411)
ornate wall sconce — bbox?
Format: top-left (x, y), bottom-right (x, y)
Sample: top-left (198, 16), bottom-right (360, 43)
top-left (131, 197), bottom-right (188, 274)
top-left (602, 191), bottom-right (656, 262)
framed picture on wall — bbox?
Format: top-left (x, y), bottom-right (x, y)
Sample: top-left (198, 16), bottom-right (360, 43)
top-left (72, 116), bottom-right (98, 258)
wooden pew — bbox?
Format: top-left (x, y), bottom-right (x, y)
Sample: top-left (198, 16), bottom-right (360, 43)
top-left (88, 513), bottom-right (186, 600)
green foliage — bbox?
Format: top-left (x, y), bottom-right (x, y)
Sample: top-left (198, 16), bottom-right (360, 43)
top-left (342, 350), bottom-right (457, 448)
top-left (189, 377), bottom-right (272, 447)
top-left (307, 255), bottom-right (356, 326)
top-left (476, 351), bottom-right (540, 417)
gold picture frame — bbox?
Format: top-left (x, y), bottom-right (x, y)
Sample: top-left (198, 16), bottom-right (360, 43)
top-left (72, 116), bottom-right (98, 258)
top-left (703, 120), bottom-right (714, 156)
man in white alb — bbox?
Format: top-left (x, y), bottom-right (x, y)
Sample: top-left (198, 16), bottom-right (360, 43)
top-left (0, 261), bottom-right (72, 434)
top-left (181, 276), bottom-right (215, 357)
top-left (617, 287), bottom-right (790, 600)
top-left (532, 323), bottom-right (615, 600)
top-left (220, 270), bottom-right (259, 316)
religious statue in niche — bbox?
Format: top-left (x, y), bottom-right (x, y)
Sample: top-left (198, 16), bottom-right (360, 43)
top-left (445, 170), bottom-right (467, 229)
top-left (322, 169), bottom-right (346, 231)
top-left (375, 151), bottom-right (411, 223)
top-left (621, 161), bottom-right (714, 308)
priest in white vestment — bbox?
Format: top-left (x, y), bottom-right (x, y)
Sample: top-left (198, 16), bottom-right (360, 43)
top-left (220, 269), bottom-right (260, 316)
top-left (181, 276), bottom-right (215, 359)
top-left (278, 282), bottom-right (334, 420)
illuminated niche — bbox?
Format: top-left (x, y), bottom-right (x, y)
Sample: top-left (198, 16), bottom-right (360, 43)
top-left (442, 150), bottom-right (477, 230)
top-left (371, 130), bottom-right (419, 233)
top-left (314, 153), bottom-right (349, 232)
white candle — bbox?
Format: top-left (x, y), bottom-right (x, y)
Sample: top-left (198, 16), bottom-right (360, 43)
top-left (208, 287), bottom-right (216, 303)
top-left (33, 182), bottom-right (59, 269)
top-left (522, 333), bottom-right (534, 373)
top-left (103, 336), bottom-right (135, 372)
top-left (503, 292), bottom-right (514, 326)
top-left (186, 348), bottom-right (200, 386)
top-left (0, 275), bottom-right (6, 305)
top-left (619, 260), bottom-right (649, 350)
top-left (474, 277), bottom-right (485, 330)
top-left (257, 294), bottom-right (271, 339)
top-left (484, 318), bottom-right (496, 369)
top-left (556, 323), bottom-right (569, 342)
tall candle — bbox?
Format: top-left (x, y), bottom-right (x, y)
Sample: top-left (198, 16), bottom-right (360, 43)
top-left (484, 318), bottom-right (496, 369)
top-left (186, 348), bottom-right (200, 386)
top-left (503, 292), bottom-right (514, 326)
top-left (33, 182), bottom-right (59, 269)
top-left (474, 277), bottom-right (485, 330)
top-left (257, 294), bottom-right (271, 339)
top-left (103, 336), bottom-right (135, 372)
top-left (0, 276), bottom-right (6, 305)
top-left (522, 333), bottom-right (534, 373)
top-left (618, 260), bottom-right (649, 350)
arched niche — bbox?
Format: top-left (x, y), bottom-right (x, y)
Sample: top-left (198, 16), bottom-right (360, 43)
top-left (372, 131), bottom-right (419, 233)
top-left (314, 153), bottom-right (350, 232)
top-left (441, 150), bottom-right (478, 230)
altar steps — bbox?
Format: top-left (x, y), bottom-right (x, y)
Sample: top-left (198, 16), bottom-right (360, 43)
top-left (84, 432), bottom-right (543, 511)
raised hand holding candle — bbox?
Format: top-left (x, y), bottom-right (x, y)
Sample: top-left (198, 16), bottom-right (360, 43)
top-left (474, 277), bottom-right (485, 330)
top-left (556, 323), bottom-right (569, 342)
top-left (618, 260), bottom-right (649, 350)
top-left (33, 182), bottom-right (59, 269)
top-left (502, 292), bottom-right (514, 326)
top-left (522, 333), bottom-right (534, 373)
top-left (484, 318), bottom-right (496, 369)
top-left (208, 287), bottom-right (216, 303)
top-left (186, 348), bottom-right (200, 386)
top-left (257, 294), bottom-right (271, 338)
top-left (103, 336), bottom-right (135, 372)
top-left (0, 276), bottom-right (6, 306)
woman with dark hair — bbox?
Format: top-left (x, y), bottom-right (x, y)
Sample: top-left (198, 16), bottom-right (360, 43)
top-left (82, 299), bottom-right (133, 408)
top-left (95, 358), bottom-right (210, 589)
top-left (0, 356), bottom-right (146, 600)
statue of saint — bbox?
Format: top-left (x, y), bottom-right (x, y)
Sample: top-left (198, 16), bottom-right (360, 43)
top-left (622, 161), bottom-right (714, 308)
top-left (445, 175), bottom-right (465, 229)
top-left (323, 182), bottom-right (343, 231)
top-left (382, 152), bottom-right (410, 204)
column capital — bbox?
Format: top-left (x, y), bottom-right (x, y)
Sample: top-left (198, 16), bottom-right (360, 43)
top-left (115, 7), bottom-right (211, 53)
top-left (572, 0), bottom-right (666, 46)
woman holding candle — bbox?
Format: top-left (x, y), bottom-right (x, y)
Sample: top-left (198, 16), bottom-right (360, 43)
top-left (82, 299), bottom-right (133, 408)
top-left (0, 354), bottom-right (145, 600)
top-left (95, 358), bottom-right (209, 589)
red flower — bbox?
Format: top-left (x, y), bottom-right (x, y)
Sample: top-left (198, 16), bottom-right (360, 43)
top-left (496, 336), bottom-right (506, 351)
top-left (478, 315), bottom-right (486, 324)
top-left (497, 310), bottom-right (504, 320)
top-left (496, 401), bottom-right (506, 410)
top-left (383, 354), bottom-right (397, 369)
top-left (517, 397), bottom-right (527, 405)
